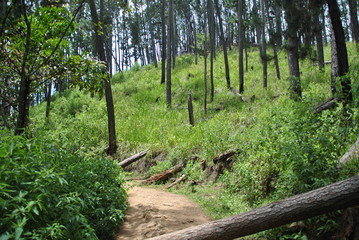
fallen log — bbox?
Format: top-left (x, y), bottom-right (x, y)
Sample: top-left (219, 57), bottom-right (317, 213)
top-left (148, 175), bottom-right (359, 240)
top-left (145, 164), bottom-right (184, 184)
top-left (119, 149), bottom-right (149, 168)
top-left (313, 97), bottom-right (338, 114)
top-left (338, 137), bottom-right (359, 168)
top-left (167, 174), bottom-right (186, 189)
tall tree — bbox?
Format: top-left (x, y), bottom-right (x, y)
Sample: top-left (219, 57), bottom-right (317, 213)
top-left (260, 0), bottom-right (267, 88)
top-left (327, 0), bottom-right (353, 105)
top-left (167, 0), bottom-right (174, 108)
top-left (283, 1), bottom-right (302, 100)
top-left (207, 0), bottom-right (215, 102)
top-left (347, 0), bottom-right (359, 49)
top-left (238, 0), bottom-right (245, 94)
top-left (214, 0), bottom-right (231, 89)
top-left (161, 0), bottom-right (166, 84)
top-left (88, 0), bottom-right (117, 155)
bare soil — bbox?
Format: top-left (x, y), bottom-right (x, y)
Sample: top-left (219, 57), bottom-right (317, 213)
top-left (115, 185), bottom-right (211, 240)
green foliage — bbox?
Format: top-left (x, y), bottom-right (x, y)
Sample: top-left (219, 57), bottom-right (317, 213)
top-left (29, 42), bottom-right (359, 239)
top-left (0, 130), bottom-right (127, 240)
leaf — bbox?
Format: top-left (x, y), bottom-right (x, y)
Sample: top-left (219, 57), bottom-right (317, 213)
top-left (0, 233), bottom-right (10, 240)
top-left (14, 227), bottom-right (23, 240)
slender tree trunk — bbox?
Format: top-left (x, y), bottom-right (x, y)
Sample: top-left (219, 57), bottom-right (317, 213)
top-left (315, 16), bottom-right (325, 70)
top-left (161, 0), bottom-right (166, 84)
top-left (347, 0), bottom-right (359, 49)
top-left (207, 0), bottom-right (215, 102)
top-left (214, 0), bottom-right (231, 89)
top-left (15, 2), bottom-right (32, 135)
top-left (260, 0), bottom-right (267, 88)
top-left (310, 2), bottom-right (325, 71)
top-left (171, 9), bottom-right (176, 69)
top-left (88, 0), bottom-right (117, 155)
top-left (204, 13), bottom-right (208, 114)
top-left (238, 0), bottom-right (244, 94)
top-left (193, 17), bottom-right (198, 65)
top-left (187, 90), bottom-right (194, 126)
top-left (327, 0), bottom-right (352, 105)
top-left (45, 80), bottom-right (52, 118)
top-left (265, 2), bottom-right (281, 79)
top-left (166, 0), bottom-right (173, 108)
top-left (331, 25), bottom-right (338, 95)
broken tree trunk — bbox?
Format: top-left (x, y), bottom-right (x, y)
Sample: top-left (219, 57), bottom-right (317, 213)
top-left (313, 97), bottom-right (338, 114)
top-left (338, 137), bottom-right (359, 168)
top-left (167, 174), bottom-right (186, 189)
top-left (145, 164), bottom-right (184, 184)
top-left (119, 149), bottom-right (149, 168)
top-left (148, 175), bottom-right (359, 240)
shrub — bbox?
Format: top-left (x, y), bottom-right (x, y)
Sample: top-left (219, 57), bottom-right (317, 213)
top-left (0, 130), bottom-right (127, 240)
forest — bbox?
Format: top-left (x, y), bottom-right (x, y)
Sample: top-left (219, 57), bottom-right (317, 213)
top-left (0, 0), bottom-right (359, 239)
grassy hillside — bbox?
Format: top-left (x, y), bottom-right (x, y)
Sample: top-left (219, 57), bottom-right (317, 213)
top-left (30, 43), bottom-right (359, 239)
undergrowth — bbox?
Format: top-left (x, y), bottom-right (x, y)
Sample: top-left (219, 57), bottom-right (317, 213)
top-left (29, 42), bottom-right (359, 239)
top-left (0, 130), bottom-right (127, 240)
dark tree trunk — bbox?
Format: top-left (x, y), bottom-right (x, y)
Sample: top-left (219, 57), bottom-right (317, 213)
top-left (15, 4), bottom-right (32, 135)
top-left (315, 14), bottom-right (325, 71)
top-left (265, 1), bottom-right (281, 79)
top-left (214, 0), bottom-right (231, 89)
top-left (327, 0), bottom-right (353, 105)
top-left (260, 0), bottom-right (267, 88)
top-left (88, 0), bottom-right (117, 156)
top-left (284, 2), bottom-right (302, 100)
top-left (148, 175), bottom-right (359, 240)
top-left (207, 0), bottom-right (215, 102)
top-left (15, 78), bottom-right (31, 135)
top-left (203, 13), bottom-right (208, 114)
top-left (187, 90), bottom-right (194, 126)
top-left (166, 0), bottom-right (173, 108)
top-left (238, 0), bottom-right (244, 94)
top-left (161, 0), bottom-right (166, 84)
top-left (348, 0), bottom-right (359, 48)
top-left (45, 80), bottom-right (52, 118)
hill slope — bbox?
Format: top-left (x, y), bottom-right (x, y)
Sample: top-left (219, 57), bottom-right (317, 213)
top-left (31, 44), bottom-right (359, 239)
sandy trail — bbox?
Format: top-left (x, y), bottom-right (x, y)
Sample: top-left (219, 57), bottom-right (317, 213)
top-left (116, 185), bottom-right (211, 240)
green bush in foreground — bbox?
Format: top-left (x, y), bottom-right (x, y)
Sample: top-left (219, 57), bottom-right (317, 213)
top-left (0, 130), bottom-right (127, 240)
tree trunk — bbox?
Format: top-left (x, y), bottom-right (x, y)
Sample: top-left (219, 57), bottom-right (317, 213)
top-left (311, 2), bottom-right (325, 71)
top-left (166, 0), bottom-right (173, 108)
top-left (188, 90), bottom-right (194, 126)
top-left (260, 0), bottom-right (267, 88)
top-left (327, 0), bottom-right (352, 105)
top-left (148, 175), bottom-right (359, 240)
top-left (119, 149), bottom-right (149, 168)
top-left (88, 0), bottom-right (117, 156)
top-left (207, 0), bottom-right (215, 102)
top-left (161, 0), bottom-right (166, 84)
top-left (145, 164), bottom-right (184, 184)
top-left (330, 24), bottom-right (338, 95)
top-left (238, 0), bottom-right (244, 94)
top-left (347, 0), bottom-right (359, 48)
top-left (283, 2), bottom-right (302, 100)
top-left (15, 4), bottom-right (32, 135)
top-left (265, 1), bottom-right (281, 79)
top-left (214, 0), bottom-right (231, 89)
top-left (45, 80), bottom-right (52, 118)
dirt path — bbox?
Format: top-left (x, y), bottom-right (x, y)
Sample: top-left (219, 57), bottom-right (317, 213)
top-left (115, 185), bottom-right (211, 240)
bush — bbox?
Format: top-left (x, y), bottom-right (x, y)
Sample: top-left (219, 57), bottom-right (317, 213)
top-left (0, 130), bottom-right (127, 240)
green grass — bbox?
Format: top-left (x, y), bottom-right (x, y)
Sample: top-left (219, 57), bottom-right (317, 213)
top-left (30, 42), bottom-right (359, 239)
